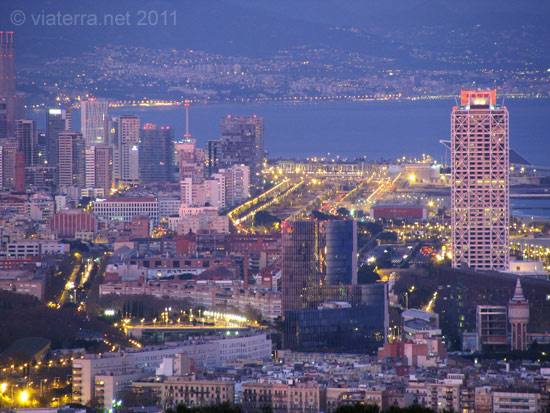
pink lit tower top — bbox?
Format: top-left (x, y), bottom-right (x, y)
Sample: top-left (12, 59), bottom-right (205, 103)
top-left (508, 278), bottom-right (529, 351)
top-left (451, 89), bottom-right (509, 271)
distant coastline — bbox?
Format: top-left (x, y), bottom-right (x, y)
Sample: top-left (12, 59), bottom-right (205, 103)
top-left (29, 97), bottom-right (550, 166)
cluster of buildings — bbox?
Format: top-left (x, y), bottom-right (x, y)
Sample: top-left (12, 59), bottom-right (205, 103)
top-left (0, 30), bottom-right (267, 230)
top-left (72, 331), bottom-right (273, 409)
top-left (73, 340), bottom-right (550, 412)
top-left (280, 219), bottom-right (388, 352)
top-left (98, 233), bottom-right (282, 322)
top-left (0, 32), bottom-right (268, 279)
top-left (3, 23), bottom-right (550, 413)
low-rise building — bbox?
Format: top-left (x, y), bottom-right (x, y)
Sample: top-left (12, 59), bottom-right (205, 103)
top-left (493, 390), bottom-right (549, 413)
top-left (242, 381), bottom-right (320, 413)
top-left (72, 332), bottom-right (272, 406)
top-left (325, 387), bottom-right (384, 412)
top-left (0, 269), bottom-right (45, 299)
top-left (162, 377), bottom-right (234, 409)
top-left (92, 197), bottom-right (159, 224)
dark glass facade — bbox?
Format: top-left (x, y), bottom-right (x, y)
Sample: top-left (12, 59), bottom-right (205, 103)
top-left (46, 109), bottom-right (66, 166)
top-left (206, 139), bottom-right (220, 177)
top-left (325, 219), bottom-right (357, 285)
top-left (139, 126), bottom-right (175, 184)
top-left (220, 116), bottom-right (264, 190)
top-left (282, 220), bottom-right (326, 312)
top-left (282, 218), bottom-right (387, 352)
top-left (283, 303), bottom-right (386, 352)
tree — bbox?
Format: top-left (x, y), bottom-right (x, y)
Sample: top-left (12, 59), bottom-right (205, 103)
top-left (337, 207), bottom-right (350, 217)
top-left (311, 210), bottom-right (336, 221)
top-left (357, 265), bottom-right (381, 284)
top-left (254, 211), bottom-right (280, 228)
top-left (335, 404), bottom-right (380, 413)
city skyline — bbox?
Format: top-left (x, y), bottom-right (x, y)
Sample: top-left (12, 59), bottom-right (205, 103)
top-left (0, 2), bottom-right (549, 412)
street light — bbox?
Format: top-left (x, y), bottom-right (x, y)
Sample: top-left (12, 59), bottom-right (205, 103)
top-left (20, 390), bottom-right (28, 404)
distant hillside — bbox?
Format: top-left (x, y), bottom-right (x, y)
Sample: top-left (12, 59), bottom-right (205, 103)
top-left (1, 0), bottom-right (549, 68)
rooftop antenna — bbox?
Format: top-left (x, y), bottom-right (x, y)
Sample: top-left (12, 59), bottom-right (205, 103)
top-left (184, 101), bottom-right (191, 140)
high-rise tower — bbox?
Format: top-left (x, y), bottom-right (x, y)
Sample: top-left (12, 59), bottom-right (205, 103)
top-left (139, 123), bottom-right (174, 184)
top-left (206, 140), bottom-right (220, 177)
top-left (325, 219), bottom-right (358, 285)
top-left (0, 31), bottom-right (15, 97)
top-left (58, 131), bottom-right (85, 188)
top-left (282, 220), bottom-right (326, 312)
top-left (113, 115), bottom-right (140, 187)
top-left (0, 31), bottom-right (23, 138)
top-left (508, 278), bottom-right (529, 351)
top-left (81, 98), bottom-right (108, 146)
top-left (46, 108), bottom-right (70, 166)
top-left (15, 119), bottom-right (38, 167)
top-left (85, 145), bottom-right (112, 196)
top-left (451, 90), bottom-right (509, 271)
top-left (220, 115), bottom-right (264, 191)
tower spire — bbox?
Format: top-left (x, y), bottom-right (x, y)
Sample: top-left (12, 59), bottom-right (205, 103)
top-left (508, 277), bottom-right (529, 351)
top-left (511, 278), bottom-right (526, 302)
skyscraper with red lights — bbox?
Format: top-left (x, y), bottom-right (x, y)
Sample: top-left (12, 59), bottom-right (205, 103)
top-left (451, 90), bottom-right (509, 271)
top-left (0, 31), bottom-right (23, 138)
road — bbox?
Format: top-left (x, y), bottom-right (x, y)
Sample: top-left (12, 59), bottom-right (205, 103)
top-left (56, 253), bottom-right (82, 308)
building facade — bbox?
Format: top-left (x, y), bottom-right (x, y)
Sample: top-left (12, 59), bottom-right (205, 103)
top-left (57, 131), bottom-right (86, 188)
top-left (220, 116), bottom-right (264, 191)
top-left (81, 99), bottom-right (108, 146)
top-left (139, 123), bottom-right (175, 184)
top-left (325, 219), bottom-right (357, 285)
top-left (15, 119), bottom-right (38, 167)
top-left (46, 108), bottom-right (70, 166)
top-left (282, 220), bottom-right (325, 312)
top-left (117, 115), bottom-right (140, 187)
top-left (451, 89), bottom-right (509, 271)
top-left (508, 278), bottom-right (530, 351)
top-left (92, 197), bottom-right (158, 224)
top-left (85, 145), bottom-right (112, 196)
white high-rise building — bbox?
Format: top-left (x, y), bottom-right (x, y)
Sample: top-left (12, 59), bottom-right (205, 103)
top-left (180, 177), bottom-right (193, 206)
top-left (221, 164), bottom-right (250, 207)
top-left (205, 173), bottom-right (226, 209)
top-left (114, 115), bottom-right (140, 187)
top-left (81, 99), bottom-right (108, 146)
top-left (451, 89), bottom-right (509, 271)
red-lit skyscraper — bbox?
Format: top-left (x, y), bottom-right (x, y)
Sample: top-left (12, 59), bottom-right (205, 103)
top-left (451, 90), bottom-right (509, 271)
top-left (0, 31), bottom-right (23, 138)
top-left (0, 31), bottom-right (15, 96)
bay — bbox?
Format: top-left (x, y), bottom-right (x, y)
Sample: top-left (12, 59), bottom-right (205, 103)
top-left (31, 98), bottom-right (550, 165)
